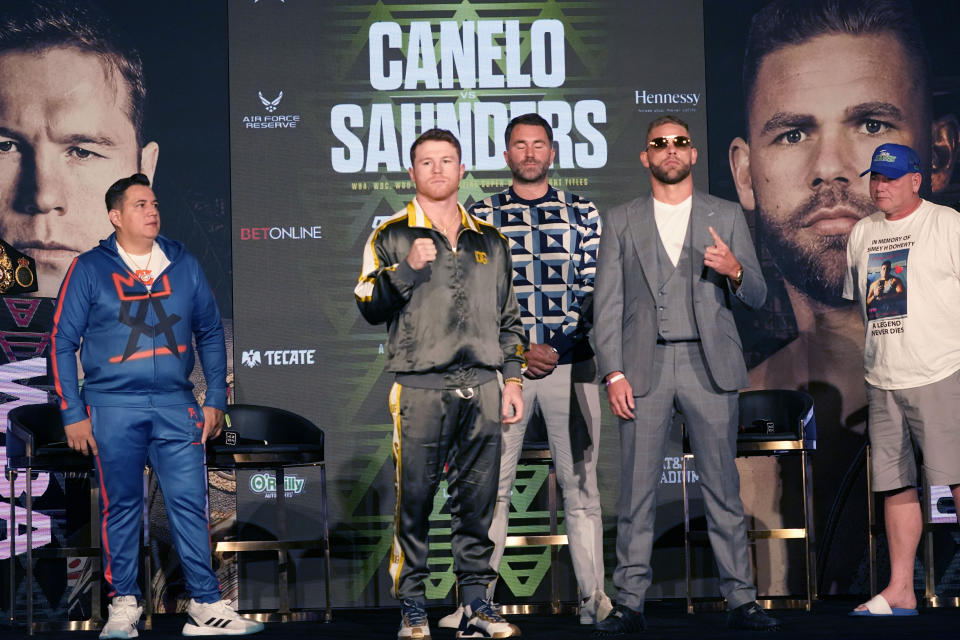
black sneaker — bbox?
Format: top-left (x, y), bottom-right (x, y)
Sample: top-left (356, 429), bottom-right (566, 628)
top-left (727, 602), bottom-right (781, 631)
top-left (592, 603), bottom-right (646, 637)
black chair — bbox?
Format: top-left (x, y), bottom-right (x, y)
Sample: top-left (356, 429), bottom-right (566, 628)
top-left (5, 403), bottom-right (103, 634)
top-left (682, 389), bottom-right (817, 612)
top-left (205, 404), bottom-right (331, 622)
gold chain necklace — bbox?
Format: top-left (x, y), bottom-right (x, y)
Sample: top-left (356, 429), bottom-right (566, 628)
top-left (120, 244), bottom-right (154, 282)
top-left (431, 215), bottom-right (458, 235)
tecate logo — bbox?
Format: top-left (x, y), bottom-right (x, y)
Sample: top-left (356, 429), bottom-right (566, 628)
top-left (239, 226), bottom-right (322, 240)
top-left (241, 349), bottom-right (316, 367)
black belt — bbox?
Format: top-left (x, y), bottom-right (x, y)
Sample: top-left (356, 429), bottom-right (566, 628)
top-left (656, 337), bottom-right (701, 345)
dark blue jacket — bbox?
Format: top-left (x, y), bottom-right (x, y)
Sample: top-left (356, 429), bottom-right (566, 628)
top-left (52, 234), bottom-right (227, 425)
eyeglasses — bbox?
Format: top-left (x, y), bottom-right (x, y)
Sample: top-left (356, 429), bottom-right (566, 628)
top-left (648, 135), bottom-right (692, 150)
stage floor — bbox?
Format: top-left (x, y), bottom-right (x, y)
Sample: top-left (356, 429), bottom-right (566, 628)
top-left (4, 598), bottom-right (958, 639)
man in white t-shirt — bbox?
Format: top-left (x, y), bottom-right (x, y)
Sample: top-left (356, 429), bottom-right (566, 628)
top-left (844, 143), bottom-right (960, 617)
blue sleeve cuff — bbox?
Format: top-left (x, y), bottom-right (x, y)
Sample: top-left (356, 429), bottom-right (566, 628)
top-left (203, 388), bottom-right (228, 411)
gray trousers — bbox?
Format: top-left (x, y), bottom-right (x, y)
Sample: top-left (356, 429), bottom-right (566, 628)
top-left (613, 341), bottom-right (756, 611)
top-left (488, 360), bottom-right (606, 599)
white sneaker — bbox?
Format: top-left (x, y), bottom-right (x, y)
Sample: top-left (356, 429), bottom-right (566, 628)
top-left (182, 599), bottom-right (264, 636)
top-left (457, 598), bottom-right (520, 638)
top-left (579, 590), bottom-right (613, 624)
top-left (399, 599), bottom-right (431, 639)
top-left (438, 605), bottom-right (464, 629)
top-left (100, 595), bottom-right (143, 639)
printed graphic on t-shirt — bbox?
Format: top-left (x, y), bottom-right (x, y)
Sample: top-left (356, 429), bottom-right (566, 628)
top-left (865, 247), bottom-right (909, 322)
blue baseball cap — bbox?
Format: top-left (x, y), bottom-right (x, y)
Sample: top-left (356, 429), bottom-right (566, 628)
top-left (859, 143), bottom-right (921, 179)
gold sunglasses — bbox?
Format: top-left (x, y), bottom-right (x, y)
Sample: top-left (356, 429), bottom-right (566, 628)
top-left (648, 135), bottom-right (692, 149)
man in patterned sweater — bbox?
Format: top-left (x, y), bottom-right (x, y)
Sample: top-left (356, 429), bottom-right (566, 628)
top-left (460, 113), bottom-right (611, 626)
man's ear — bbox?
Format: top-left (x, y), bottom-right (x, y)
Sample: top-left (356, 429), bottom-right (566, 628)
top-left (139, 141), bottom-right (159, 183)
top-left (931, 114), bottom-right (959, 193)
top-left (729, 136), bottom-right (756, 211)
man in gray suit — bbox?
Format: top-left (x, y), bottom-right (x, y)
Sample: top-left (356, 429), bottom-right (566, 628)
top-left (593, 115), bottom-right (779, 635)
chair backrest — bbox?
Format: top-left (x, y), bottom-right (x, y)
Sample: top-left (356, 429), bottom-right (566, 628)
top-left (223, 404), bottom-right (323, 447)
top-left (738, 390), bottom-right (816, 443)
top-left (7, 402), bottom-right (64, 455)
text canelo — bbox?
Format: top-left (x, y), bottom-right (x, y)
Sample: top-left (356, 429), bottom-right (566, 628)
top-left (330, 19), bottom-right (607, 173)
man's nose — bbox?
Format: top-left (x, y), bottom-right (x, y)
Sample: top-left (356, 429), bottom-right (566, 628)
top-left (14, 148), bottom-right (67, 215)
top-left (809, 130), bottom-right (856, 189)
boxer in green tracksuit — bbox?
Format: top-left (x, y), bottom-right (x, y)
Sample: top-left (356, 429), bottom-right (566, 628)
top-left (355, 129), bottom-right (525, 639)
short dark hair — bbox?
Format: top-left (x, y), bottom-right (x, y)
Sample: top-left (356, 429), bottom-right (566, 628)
top-left (105, 173), bottom-right (151, 212)
top-left (504, 113), bottom-right (553, 148)
top-left (742, 0), bottom-right (931, 132)
top-left (646, 115), bottom-right (690, 138)
top-left (881, 260), bottom-right (892, 270)
top-left (409, 128), bottom-right (462, 165)
top-left (0, 0), bottom-right (147, 146)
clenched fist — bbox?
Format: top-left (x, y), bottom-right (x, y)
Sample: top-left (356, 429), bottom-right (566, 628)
top-left (406, 237), bottom-right (438, 270)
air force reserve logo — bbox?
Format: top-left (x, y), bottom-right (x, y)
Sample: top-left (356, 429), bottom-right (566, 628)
top-left (241, 350), bottom-right (262, 367)
top-left (259, 90), bottom-right (283, 113)
top-left (242, 91), bottom-right (300, 129)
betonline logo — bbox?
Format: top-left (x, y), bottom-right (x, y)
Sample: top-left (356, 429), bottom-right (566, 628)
top-left (239, 226), bottom-right (322, 240)
top-left (634, 89), bottom-right (701, 112)
top-left (241, 349), bottom-right (316, 366)
top-left (242, 90), bottom-right (300, 129)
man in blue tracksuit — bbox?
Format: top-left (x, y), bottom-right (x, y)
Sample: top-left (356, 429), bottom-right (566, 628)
top-left (52, 174), bottom-right (262, 638)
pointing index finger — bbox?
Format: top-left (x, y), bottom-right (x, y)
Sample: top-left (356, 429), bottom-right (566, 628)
top-left (708, 226), bottom-right (725, 247)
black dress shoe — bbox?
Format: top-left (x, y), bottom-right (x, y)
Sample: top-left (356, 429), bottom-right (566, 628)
top-left (727, 602), bottom-right (781, 631)
top-left (592, 603), bottom-right (646, 637)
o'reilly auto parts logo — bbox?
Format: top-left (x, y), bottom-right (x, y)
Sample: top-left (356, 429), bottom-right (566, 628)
top-left (249, 472), bottom-right (305, 498)
top-left (242, 90), bottom-right (301, 129)
top-left (241, 348), bottom-right (316, 367)
top-left (634, 89), bottom-right (701, 113)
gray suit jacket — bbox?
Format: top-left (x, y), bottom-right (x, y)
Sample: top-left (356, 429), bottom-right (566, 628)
top-left (595, 190), bottom-right (765, 395)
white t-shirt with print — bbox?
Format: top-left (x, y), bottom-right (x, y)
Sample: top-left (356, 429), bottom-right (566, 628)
top-left (843, 199), bottom-right (960, 389)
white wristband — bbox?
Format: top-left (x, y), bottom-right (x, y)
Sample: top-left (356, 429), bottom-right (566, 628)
top-left (605, 373), bottom-right (625, 387)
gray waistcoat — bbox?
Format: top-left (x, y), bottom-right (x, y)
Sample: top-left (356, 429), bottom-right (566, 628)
top-left (655, 221), bottom-right (699, 341)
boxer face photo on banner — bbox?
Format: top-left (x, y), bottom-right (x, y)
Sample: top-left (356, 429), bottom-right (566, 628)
top-left (0, 5), bottom-right (158, 299)
top-left (706, 0), bottom-right (960, 595)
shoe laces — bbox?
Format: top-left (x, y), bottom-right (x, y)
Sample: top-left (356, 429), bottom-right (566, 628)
top-left (472, 599), bottom-right (506, 623)
top-left (108, 598), bottom-right (140, 625)
top-left (401, 599), bottom-right (428, 627)
top-left (199, 599), bottom-right (240, 620)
